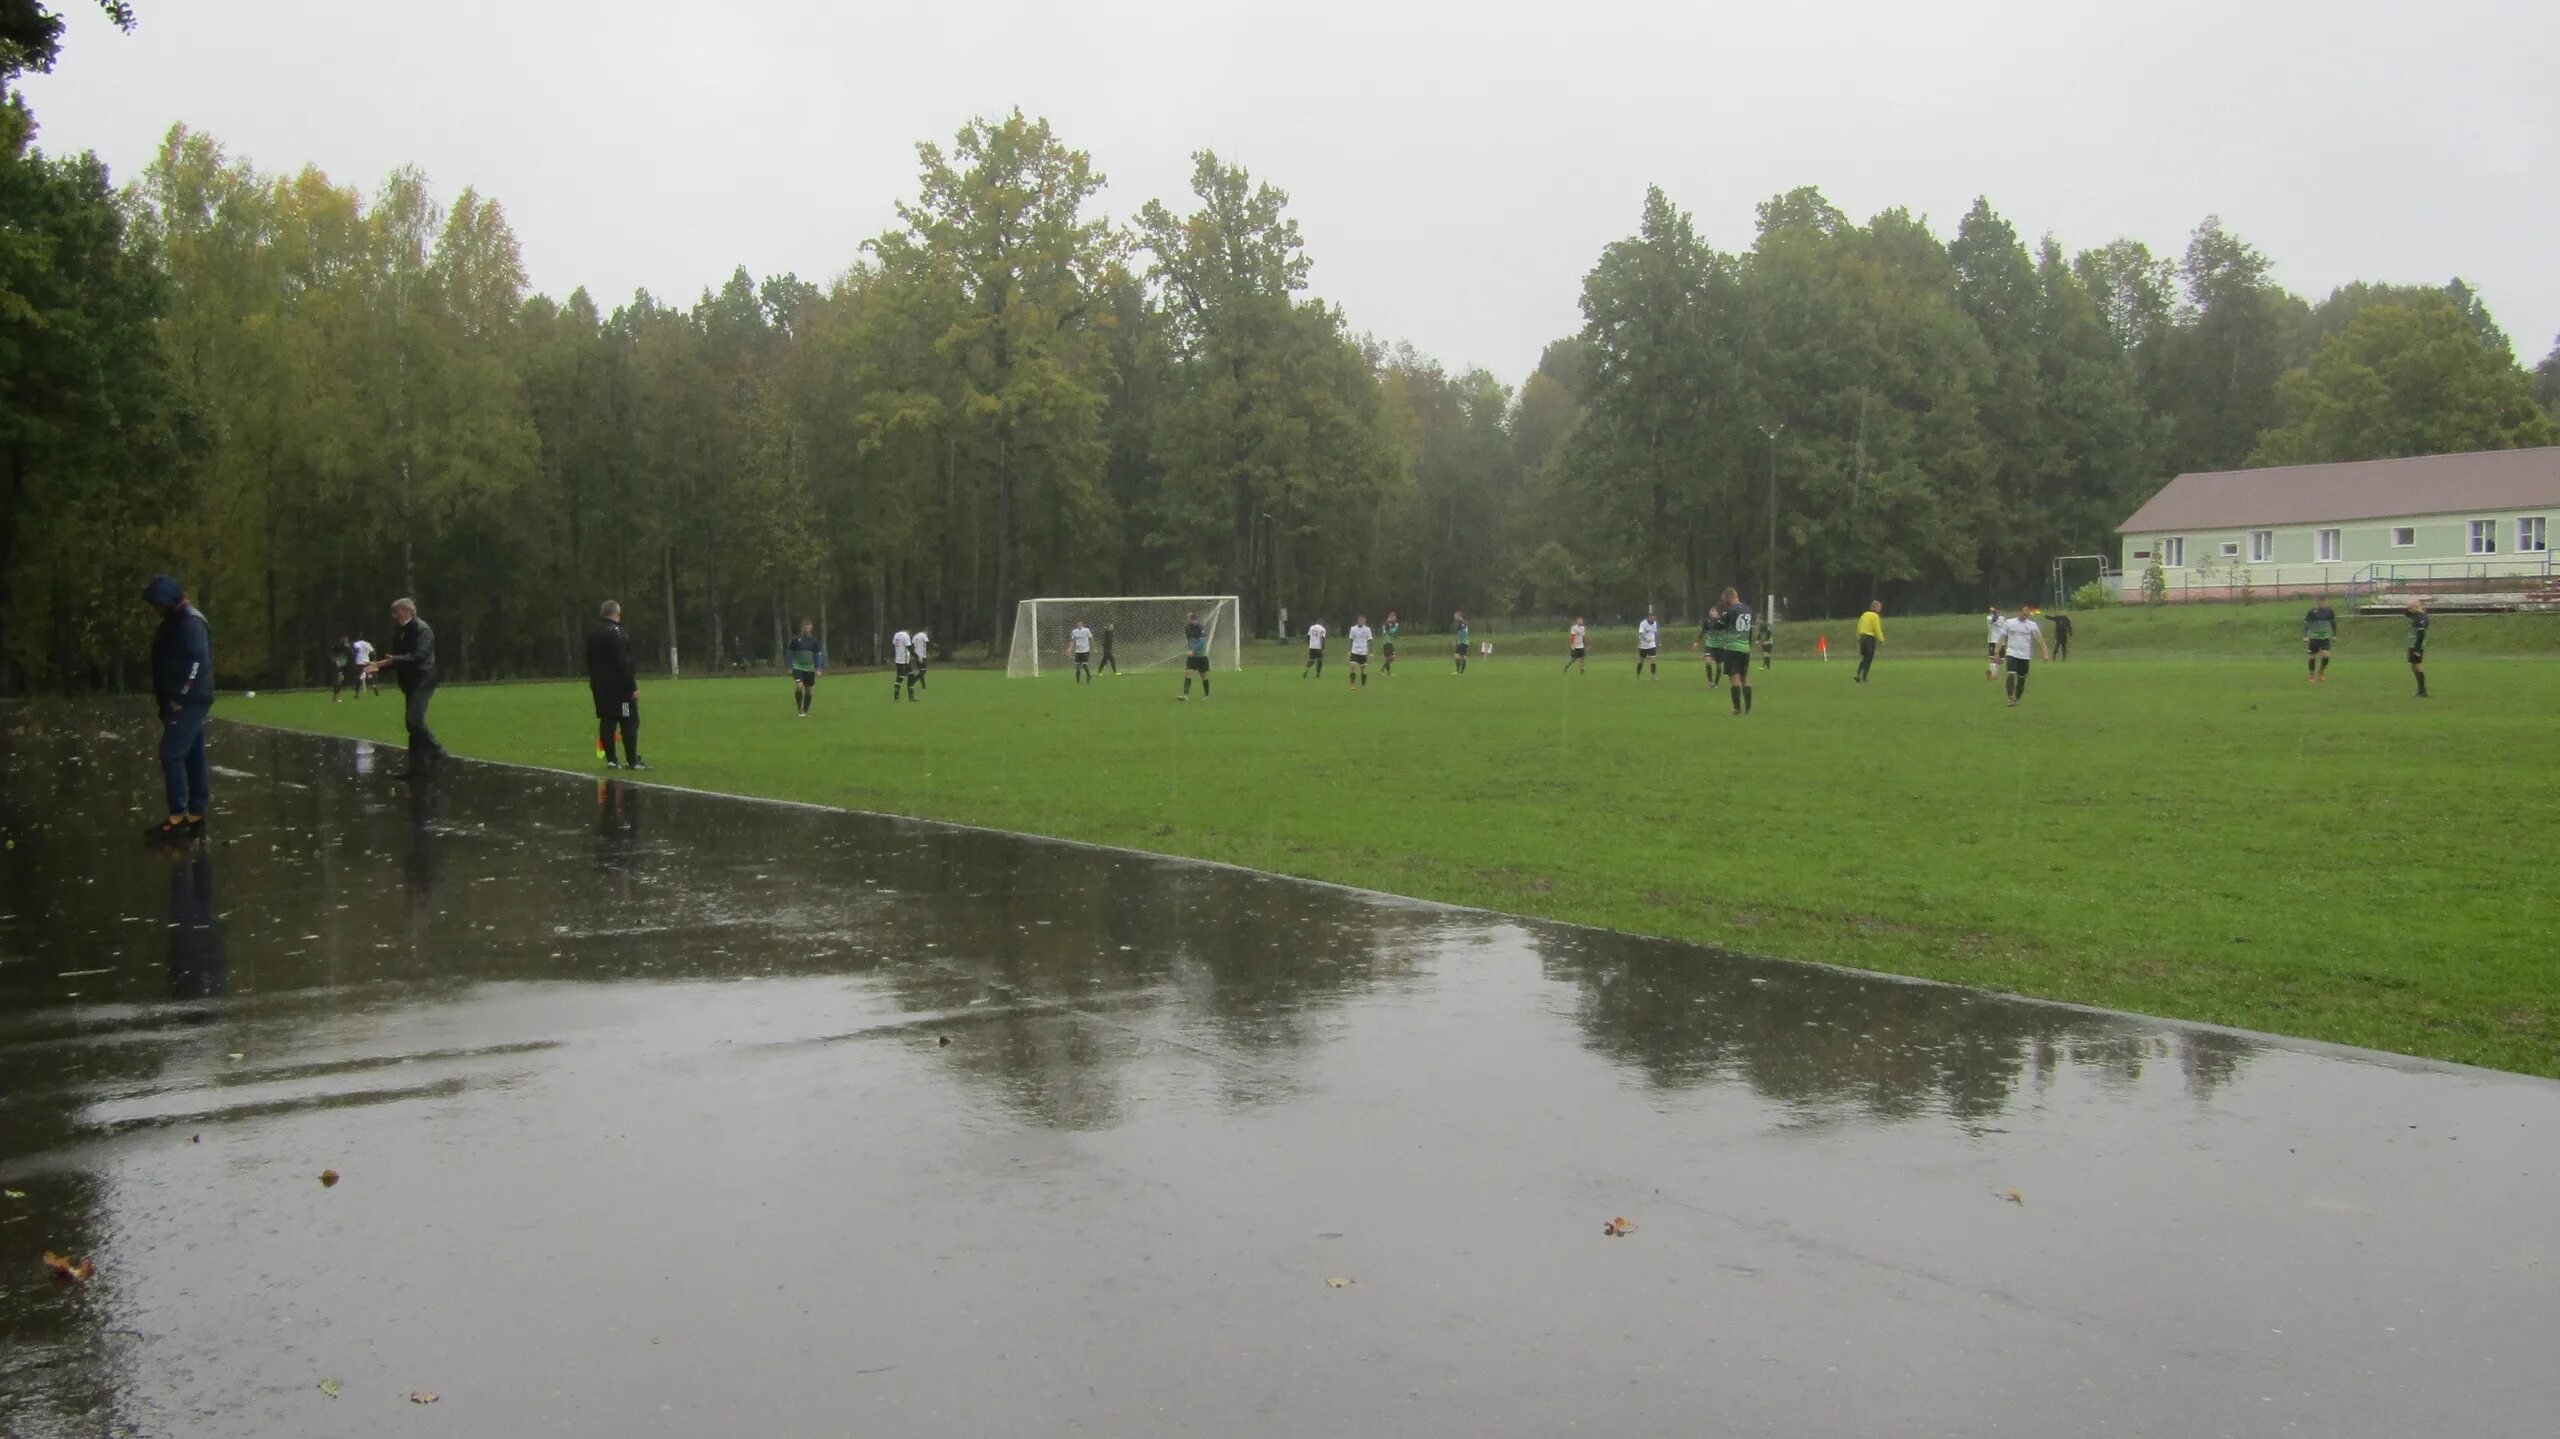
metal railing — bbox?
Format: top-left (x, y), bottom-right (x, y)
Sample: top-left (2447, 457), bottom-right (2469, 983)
top-left (2346, 555), bottom-right (2557, 599)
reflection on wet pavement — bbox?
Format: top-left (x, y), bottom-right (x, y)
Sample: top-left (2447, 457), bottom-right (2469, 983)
top-left (2, 717), bottom-right (2554, 1437)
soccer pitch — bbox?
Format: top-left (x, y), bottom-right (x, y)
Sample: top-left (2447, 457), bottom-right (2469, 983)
top-left (237, 626), bottom-right (2558, 1075)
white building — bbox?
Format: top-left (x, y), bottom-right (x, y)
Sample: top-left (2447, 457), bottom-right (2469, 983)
top-left (2117, 447), bottom-right (2559, 602)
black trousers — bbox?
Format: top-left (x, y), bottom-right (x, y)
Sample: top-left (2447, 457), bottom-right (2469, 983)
top-left (594, 691), bottom-right (638, 764)
top-left (1856, 635), bottom-right (1876, 678)
top-left (402, 679), bottom-right (443, 763)
top-left (1098, 652), bottom-right (1117, 673)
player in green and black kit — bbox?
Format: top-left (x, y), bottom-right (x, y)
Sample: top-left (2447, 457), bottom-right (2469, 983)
top-left (1452, 612), bottom-right (1470, 674)
top-left (1381, 612), bottom-right (1400, 675)
top-left (1701, 587), bottom-right (1754, 715)
top-left (2404, 597), bottom-right (2430, 698)
top-left (787, 620), bottom-right (823, 714)
top-left (2302, 602), bottom-right (2336, 683)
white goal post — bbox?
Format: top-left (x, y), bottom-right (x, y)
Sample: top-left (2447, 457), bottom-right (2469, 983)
top-left (1006, 596), bottom-right (1243, 678)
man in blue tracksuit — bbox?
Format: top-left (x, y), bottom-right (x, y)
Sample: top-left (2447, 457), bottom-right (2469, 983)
top-left (143, 575), bottom-right (214, 840)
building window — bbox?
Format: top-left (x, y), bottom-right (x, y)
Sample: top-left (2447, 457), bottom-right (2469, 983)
top-left (2317, 529), bottom-right (2341, 562)
top-left (2161, 538), bottom-right (2184, 567)
top-left (2219, 540), bottom-right (2241, 559)
top-left (2391, 527), bottom-right (2415, 548)
top-left (2520, 517), bottom-right (2547, 553)
top-left (2469, 520), bottom-right (2497, 555)
top-left (2249, 530), bottom-right (2273, 562)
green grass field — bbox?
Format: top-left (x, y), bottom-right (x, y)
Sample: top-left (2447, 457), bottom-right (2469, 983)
top-left (235, 607), bottom-right (2559, 1075)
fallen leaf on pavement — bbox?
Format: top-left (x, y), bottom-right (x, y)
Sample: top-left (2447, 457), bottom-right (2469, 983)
top-left (2003, 1190), bottom-right (2024, 1205)
top-left (226, 1053), bottom-right (244, 1061)
top-left (40, 1251), bottom-right (95, 1282)
top-left (319, 1170), bottom-right (340, 1188)
top-left (1603, 1216), bottom-right (1637, 1237)
top-left (410, 1391), bottom-right (439, 1404)
top-left (318, 1379), bottom-right (340, 1399)
top-left (1324, 1276), bottom-right (1354, 1288)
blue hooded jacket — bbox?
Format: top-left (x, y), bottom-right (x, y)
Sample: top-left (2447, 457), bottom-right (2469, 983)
top-left (146, 577), bottom-right (215, 709)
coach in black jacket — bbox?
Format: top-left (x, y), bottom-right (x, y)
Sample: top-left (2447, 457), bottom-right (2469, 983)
top-left (586, 600), bottom-right (644, 770)
top-left (142, 574), bottom-right (214, 839)
top-left (365, 596), bottom-right (446, 779)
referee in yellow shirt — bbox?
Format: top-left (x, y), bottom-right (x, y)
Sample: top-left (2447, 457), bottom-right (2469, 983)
top-left (1853, 601), bottom-right (1884, 683)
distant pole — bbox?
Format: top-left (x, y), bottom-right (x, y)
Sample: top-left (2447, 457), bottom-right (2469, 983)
top-left (1758, 423), bottom-right (1785, 605)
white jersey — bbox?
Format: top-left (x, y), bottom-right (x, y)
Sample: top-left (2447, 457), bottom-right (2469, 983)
top-left (1347, 624), bottom-right (1373, 657)
top-left (2002, 617), bottom-right (2041, 660)
top-left (351, 640), bottom-right (374, 666)
top-left (910, 631), bottom-right (928, 661)
top-left (1070, 625), bottom-right (1092, 655)
top-left (1637, 618), bottom-right (1658, 649)
top-left (1569, 623), bottom-right (1587, 649)
top-left (892, 630), bottom-right (912, 665)
top-left (1305, 622), bottom-right (1327, 650)
top-left (1986, 614), bottom-right (2004, 645)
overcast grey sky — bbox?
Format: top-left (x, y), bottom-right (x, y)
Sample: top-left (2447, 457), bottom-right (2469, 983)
top-left (25, 0), bottom-right (2559, 381)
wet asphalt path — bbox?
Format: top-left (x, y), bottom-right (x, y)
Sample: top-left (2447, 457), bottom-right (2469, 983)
top-left (1, 717), bottom-right (2554, 1436)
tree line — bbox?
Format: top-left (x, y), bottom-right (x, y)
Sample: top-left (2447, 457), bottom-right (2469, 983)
top-left (6, 63), bottom-right (2556, 689)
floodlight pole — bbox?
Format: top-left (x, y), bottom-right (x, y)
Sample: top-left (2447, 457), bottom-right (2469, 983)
top-left (1759, 423), bottom-right (1785, 608)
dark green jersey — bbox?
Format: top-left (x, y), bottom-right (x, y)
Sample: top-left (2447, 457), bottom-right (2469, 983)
top-left (1454, 623), bottom-right (1470, 646)
top-left (787, 633), bottom-right (822, 671)
top-left (1383, 621), bottom-right (1399, 646)
top-left (2304, 606), bottom-right (2336, 640)
top-left (1703, 603), bottom-right (1754, 652)
top-left (2405, 608), bottom-right (2430, 651)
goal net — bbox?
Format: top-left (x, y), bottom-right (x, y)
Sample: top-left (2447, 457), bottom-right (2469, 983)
top-left (1006, 596), bottom-right (1243, 678)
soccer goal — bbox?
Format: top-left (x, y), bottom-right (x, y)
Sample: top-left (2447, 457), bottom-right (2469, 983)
top-left (1006, 596), bottom-right (1243, 678)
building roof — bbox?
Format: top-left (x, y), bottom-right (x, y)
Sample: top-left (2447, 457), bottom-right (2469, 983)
top-left (2117, 447), bottom-right (2560, 533)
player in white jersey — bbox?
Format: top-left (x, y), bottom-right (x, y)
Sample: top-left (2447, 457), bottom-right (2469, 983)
top-left (1564, 617), bottom-right (1587, 674)
top-left (1636, 610), bottom-right (1661, 679)
top-left (890, 628), bottom-right (913, 702)
top-left (1346, 616), bottom-right (1373, 689)
top-left (1069, 622), bottom-right (1095, 684)
top-left (1998, 609), bottom-right (2051, 708)
top-left (1985, 607), bottom-right (2004, 680)
top-left (908, 628), bottom-right (929, 694)
top-left (350, 637), bottom-right (374, 697)
top-left (1302, 619), bottom-right (1329, 679)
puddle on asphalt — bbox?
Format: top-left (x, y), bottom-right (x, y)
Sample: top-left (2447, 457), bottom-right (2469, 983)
top-left (1, 714), bottom-right (2554, 1438)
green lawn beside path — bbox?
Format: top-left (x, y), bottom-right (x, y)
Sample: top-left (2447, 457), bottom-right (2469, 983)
top-left (233, 611), bottom-right (2560, 1076)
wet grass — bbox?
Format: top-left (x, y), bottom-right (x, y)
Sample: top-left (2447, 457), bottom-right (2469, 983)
top-left (234, 616), bottom-right (2560, 1075)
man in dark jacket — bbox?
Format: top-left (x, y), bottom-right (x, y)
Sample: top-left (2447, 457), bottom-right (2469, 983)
top-left (365, 596), bottom-right (446, 778)
top-left (143, 575), bottom-right (215, 839)
top-left (585, 599), bottom-right (645, 770)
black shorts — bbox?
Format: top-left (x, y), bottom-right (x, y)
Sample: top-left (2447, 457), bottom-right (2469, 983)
top-left (2006, 655), bottom-right (2031, 677)
top-left (1074, 651), bottom-right (1091, 664)
top-left (1383, 642), bottom-right (1396, 656)
top-left (2406, 647), bottom-right (2426, 665)
top-left (1637, 647), bottom-right (1655, 659)
top-left (1987, 642), bottom-right (2000, 658)
top-left (1185, 654), bottom-right (1209, 673)
top-left (896, 661), bottom-right (912, 677)
top-left (2307, 638), bottom-right (2331, 654)
top-left (1570, 646), bottom-right (1586, 660)
top-left (1350, 653), bottom-right (1368, 666)
top-left (1307, 648), bottom-right (1323, 662)
top-left (793, 668), bottom-right (817, 687)
top-left (1454, 642), bottom-right (1469, 656)
top-left (1717, 649), bottom-right (1751, 677)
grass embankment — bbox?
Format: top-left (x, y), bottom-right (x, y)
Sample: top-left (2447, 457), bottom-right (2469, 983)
top-left (236, 610), bottom-right (2560, 1075)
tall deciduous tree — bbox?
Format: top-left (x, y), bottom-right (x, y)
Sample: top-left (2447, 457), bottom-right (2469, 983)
top-left (2249, 295), bottom-right (2556, 466)
top-left (873, 111), bottom-right (1118, 655)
